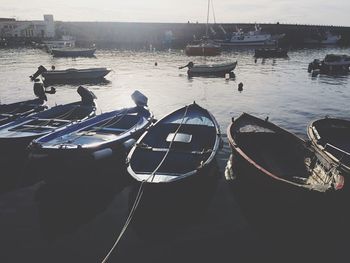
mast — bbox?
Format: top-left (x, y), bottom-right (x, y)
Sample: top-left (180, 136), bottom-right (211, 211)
top-left (206, 0), bottom-right (210, 37)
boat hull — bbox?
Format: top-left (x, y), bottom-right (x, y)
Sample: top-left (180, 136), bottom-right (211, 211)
top-left (51, 48), bottom-right (96, 57)
top-left (254, 48), bottom-right (288, 58)
top-left (188, 62), bottom-right (237, 77)
top-left (42, 68), bottom-right (110, 82)
top-left (185, 46), bottom-right (221, 56)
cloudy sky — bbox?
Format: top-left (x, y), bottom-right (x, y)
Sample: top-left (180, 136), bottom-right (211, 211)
top-left (0, 0), bottom-right (348, 26)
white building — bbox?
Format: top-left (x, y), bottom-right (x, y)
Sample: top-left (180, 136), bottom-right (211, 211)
top-left (0, 15), bottom-right (55, 38)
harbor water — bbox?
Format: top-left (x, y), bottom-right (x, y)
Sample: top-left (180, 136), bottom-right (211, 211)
top-left (0, 47), bottom-right (349, 262)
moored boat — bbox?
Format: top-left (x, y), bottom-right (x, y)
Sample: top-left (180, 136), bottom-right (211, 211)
top-left (254, 48), bottom-right (288, 58)
top-left (179, 61), bottom-right (237, 77)
top-left (185, 40), bottom-right (221, 56)
top-left (30, 65), bottom-right (111, 84)
top-left (127, 102), bottom-right (222, 184)
top-left (308, 54), bottom-right (350, 74)
top-left (0, 81), bottom-right (54, 126)
top-left (28, 91), bottom-right (153, 167)
top-left (307, 117), bottom-right (350, 174)
top-left (227, 113), bottom-right (344, 204)
top-left (0, 86), bottom-right (97, 165)
top-left (51, 48), bottom-right (96, 57)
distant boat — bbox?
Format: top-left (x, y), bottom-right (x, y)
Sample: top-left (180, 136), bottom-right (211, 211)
top-left (179, 61), bottom-right (237, 77)
top-left (185, 39), bottom-right (221, 56)
top-left (304, 31), bottom-right (341, 45)
top-left (51, 48), bottom-right (96, 57)
top-left (308, 54), bottom-right (350, 74)
top-left (127, 102), bottom-right (222, 183)
top-left (254, 48), bottom-right (288, 58)
top-left (0, 86), bottom-right (96, 164)
top-left (307, 117), bottom-right (350, 174)
top-left (0, 81), bottom-right (52, 126)
top-left (30, 65), bottom-right (111, 84)
top-left (216, 25), bottom-right (280, 47)
top-left (29, 91), bottom-right (153, 173)
top-left (185, 0), bottom-right (221, 56)
top-left (227, 113), bottom-right (344, 197)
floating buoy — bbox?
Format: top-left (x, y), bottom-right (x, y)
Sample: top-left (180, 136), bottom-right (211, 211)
top-left (155, 62), bottom-right (158, 66)
top-left (238, 82), bottom-right (243, 92)
top-left (255, 58), bottom-right (257, 63)
top-left (225, 73), bottom-right (230, 80)
top-left (51, 65), bottom-right (55, 70)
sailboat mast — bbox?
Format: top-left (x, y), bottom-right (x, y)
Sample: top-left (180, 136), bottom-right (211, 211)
top-left (206, 0), bottom-right (210, 37)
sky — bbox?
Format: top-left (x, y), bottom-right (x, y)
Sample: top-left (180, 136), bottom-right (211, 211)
top-left (0, 0), bottom-right (349, 26)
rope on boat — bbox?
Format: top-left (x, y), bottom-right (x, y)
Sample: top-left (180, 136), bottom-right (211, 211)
top-left (100, 105), bottom-right (189, 263)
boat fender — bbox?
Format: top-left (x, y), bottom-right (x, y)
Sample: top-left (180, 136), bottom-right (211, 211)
top-left (131, 90), bottom-right (148, 107)
top-left (33, 81), bottom-right (47, 101)
top-left (238, 82), bottom-right (243, 92)
top-left (92, 148), bottom-right (113, 160)
top-left (123, 138), bottom-right (136, 151)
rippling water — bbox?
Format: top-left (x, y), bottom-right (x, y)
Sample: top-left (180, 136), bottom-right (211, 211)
top-left (1, 46), bottom-right (350, 262)
top-left (1, 47), bottom-right (349, 139)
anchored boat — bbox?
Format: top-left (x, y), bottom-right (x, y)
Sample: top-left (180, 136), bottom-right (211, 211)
top-left (30, 65), bottom-right (111, 84)
top-left (0, 86), bottom-right (96, 164)
top-left (227, 113), bottom-right (344, 202)
top-left (179, 61), bottom-right (237, 77)
top-left (127, 102), bottom-right (221, 184)
top-left (308, 54), bottom-right (350, 74)
top-left (308, 117), bottom-right (350, 174)
top-left (185, 40), bottom-right (221, 56)
top-left (0, 81), bottom-right (54, 126)
top-left (254, 48), bottom-right (288, 58)
top-left (51, 48), bottom-right (96, 57)
top-left (29, 91), bottom-right (153, 166)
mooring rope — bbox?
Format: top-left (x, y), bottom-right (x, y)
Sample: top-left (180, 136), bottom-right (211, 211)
top-left (100, 105), bottom-right (189, 263)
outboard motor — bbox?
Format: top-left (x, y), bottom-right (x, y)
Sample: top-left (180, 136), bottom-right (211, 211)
top-left (30, 65), bottom-right (48, 81)
top-left (33, 80), bottom-right (47, 101)
top-left (77, 86), bottom-right (97, 105)
top-left (131, 90), bottom-right (148, 107)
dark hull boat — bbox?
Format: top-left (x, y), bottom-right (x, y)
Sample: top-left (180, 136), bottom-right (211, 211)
top-left (254, 48), bottom-right (288, 58)
top-left (180, 61), bottom-right (237, 77)
top-left (308, 118), bottom-right (350, 174)
top-left (0, 81), bottom-right (53, 126)
top-left (308, 54), bottom-right (350, 74)
top-left (227, 113), bottom-right (344, 205)
top-left (127, 102), bottom-right (221, 184)
top-left (185, 42), bottom-right (221, 56)
top-left (30, 65), bottom-right (111, 84)
top-left (0, 86), bottom-right (96, 165)
top-left (51, 48), bottom-right (96, 57)
top-left (28, 91), bottom-right (153, 173)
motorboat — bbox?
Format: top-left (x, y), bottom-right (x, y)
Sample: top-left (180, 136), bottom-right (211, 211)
top-left (28, 91), bottom-right (153, 166)
top-left (0, 81), bottom-right (54, 126)
top-left (308, 54), bottom-right (350, 74)
top-left (216, 25), bottom-right (279, 47)
top-left (30, 65), bottom-right (111, 84)
top-left (127, 102), bottom-right (222, 183)
top-left (51, 48), bottom-right (96, 57)
top-left (179, 61), bottom-right (237, 77)
top-left (308, 117), bottom-right (350, 174)
top-left (304, 31), bottom-right (341, 45)
top-left (0, 86), bottom-right (97, 164)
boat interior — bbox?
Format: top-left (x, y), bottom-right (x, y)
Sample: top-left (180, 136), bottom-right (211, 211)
top-left (313, 121), bottom-right (350, 166)
top-left (0, 99), bottom-right (44, 115)
top-left (131, 121), bottom-right (217, 175)
top-left (8, 104), bottom-right (94, 134)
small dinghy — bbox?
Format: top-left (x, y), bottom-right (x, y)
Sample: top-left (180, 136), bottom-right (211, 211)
top-left (179, 61), bottom-right (237, 77)
top-left (29, 91), bottom-right (153, 163)
top-left (51, 48), bottom-right (96, 57)
top-left (0, 86), bottom-right (96, 164)
top-left (0, 81), bottom-right (54, 126)
top-left (127, 102), bottom-right (221, 183)
top-left (308, 117), bottom-right (350, 174)
top-left (308, 54), bottom-right (350, 74)
top-left (254, 48), bottom-right (288, 58)
top-left (30, 65), bottom-right (111, 84)
top-left (227, 113), bottom-right (344, 198)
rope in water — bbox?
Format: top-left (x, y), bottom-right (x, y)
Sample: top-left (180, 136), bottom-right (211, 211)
top-left (100, 105), bottom-right (189, 263)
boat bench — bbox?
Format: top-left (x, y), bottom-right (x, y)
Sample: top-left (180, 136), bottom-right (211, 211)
top-left (92, 126), bottom-right (127, 133)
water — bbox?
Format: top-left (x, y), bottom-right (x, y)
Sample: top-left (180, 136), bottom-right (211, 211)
top-left (0, 47), bottom-right (350, 263)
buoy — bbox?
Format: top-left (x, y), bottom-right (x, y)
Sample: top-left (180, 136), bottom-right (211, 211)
top-left (155, 62), bottom-right (158, 66)
top-left (51, 65), bottom-right (55, 70)
top-left (255, 58), bottom-right (257, 63)
top-left (238, 82), bottom-right (243, 92)
top-left (225, 73), bottom-right (230, 80)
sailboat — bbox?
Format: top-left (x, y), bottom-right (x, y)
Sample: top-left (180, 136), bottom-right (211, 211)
top-left (185, 0), bottom-right (221, 56)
